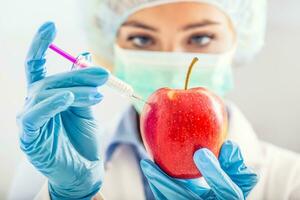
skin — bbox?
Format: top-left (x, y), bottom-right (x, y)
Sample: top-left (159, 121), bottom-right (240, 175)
top-left (116, 2), bottom-right (236, 54)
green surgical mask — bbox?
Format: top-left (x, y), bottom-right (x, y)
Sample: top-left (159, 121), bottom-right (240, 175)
top-left (113, 45), bottom-right (236, 113)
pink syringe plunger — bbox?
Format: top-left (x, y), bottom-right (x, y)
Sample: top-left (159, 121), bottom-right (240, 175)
top-left (49, 44), bottom-right (77, 64)
top-left (49, 44), bottom-right (89, 68)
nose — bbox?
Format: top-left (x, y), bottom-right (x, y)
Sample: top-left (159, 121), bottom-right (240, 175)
top-left (161, 39), bottom-right (184, 52)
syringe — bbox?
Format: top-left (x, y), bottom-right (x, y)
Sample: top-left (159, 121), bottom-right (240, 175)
top-left (49, 44), bottom-right (145, 102)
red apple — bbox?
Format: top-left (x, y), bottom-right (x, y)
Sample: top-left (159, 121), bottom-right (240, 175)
top-left (140, 58), bottom-right (228, 178)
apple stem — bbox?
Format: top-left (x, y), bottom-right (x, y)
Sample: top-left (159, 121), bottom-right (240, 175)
top-left (184, 57), bottom-right (199, 90)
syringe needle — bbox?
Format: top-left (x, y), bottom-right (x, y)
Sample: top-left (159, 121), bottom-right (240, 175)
top-left (131, 94), bottom-right (149, 105)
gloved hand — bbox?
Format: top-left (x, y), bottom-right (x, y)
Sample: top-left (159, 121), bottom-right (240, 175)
top-left (141, 141), bottom-right (258, 200)
top-left (17, 22), bottom-right (108, 199)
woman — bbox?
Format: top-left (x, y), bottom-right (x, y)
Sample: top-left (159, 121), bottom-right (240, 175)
top-left (12, 0), bottom-right (300, 199)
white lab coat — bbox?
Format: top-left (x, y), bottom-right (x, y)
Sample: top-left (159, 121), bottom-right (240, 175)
top-left (8, 102), bottom-right (300, 200)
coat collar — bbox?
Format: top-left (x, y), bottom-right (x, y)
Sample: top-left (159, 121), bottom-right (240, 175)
top-left (226, 102), bottom-right (264, 167)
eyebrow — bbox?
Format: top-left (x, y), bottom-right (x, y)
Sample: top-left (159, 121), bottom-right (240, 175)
top-left (121, 19), bottom-right (220, 32)
top-left (181, 20), bottom-right (220, 30)
top-left (121, 21), bottom-right (158, 32)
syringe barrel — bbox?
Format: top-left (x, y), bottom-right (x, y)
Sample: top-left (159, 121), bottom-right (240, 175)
top-left (73, 56), bottom-right (92, 69)
top-left (73, 55), bottom-right (134, 97)
top-left (106, 74), bottom-right (134, 97)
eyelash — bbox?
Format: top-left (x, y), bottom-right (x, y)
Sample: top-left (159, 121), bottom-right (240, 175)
top-left (188, 34), bottom-right (215, 47)
top-left (126, 33), bottom-right (215, 48)
top-left (127, 35), bottom-right (154, 48)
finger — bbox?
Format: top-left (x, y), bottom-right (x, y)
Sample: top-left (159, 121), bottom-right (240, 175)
top-left (36, 67), bottom-right (109, 89)
top-left (35, 86), bottom-right (103, 107)
top-left (140, 159), bottom-right (202, 200)
top-left (19, 91), bottom-right (74, 143)
top-left (25, 22), bottom-right (56, 85)
top-left (175, 178), bottom-right (212, 198)
top-left (61, 105), bottom-right (101, 162)
top-left (219, 141), bottom-right (258, 197)
top-left (147, 183), bottom-right (169, 200)
top-left (193, 148), bottom-right (244, 200)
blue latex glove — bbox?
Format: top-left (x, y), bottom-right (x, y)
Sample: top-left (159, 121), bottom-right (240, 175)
top-left (17, 22), bottom-right (108, 199)
top-left (141, 141), bottom-right (258, 200)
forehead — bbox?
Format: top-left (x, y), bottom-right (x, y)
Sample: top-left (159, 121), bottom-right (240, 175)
top-left (124, 2), bottom-right (231, 26)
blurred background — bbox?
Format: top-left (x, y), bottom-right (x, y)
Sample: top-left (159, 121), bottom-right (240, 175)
top-left (0, 0), bottom-right (299, 198)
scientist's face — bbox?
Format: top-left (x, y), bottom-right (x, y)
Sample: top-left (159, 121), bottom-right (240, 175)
top-left (117, 2), bottom-right (236, 53)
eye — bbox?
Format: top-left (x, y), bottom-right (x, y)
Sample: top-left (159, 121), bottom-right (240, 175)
top-left (127, 35), bottom-right (154, 48)
top-left (188, 34), bottom-right (214, 47)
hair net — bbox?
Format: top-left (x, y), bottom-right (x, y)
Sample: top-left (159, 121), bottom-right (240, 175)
top-left (80, 0), bottom-right (267, 65)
